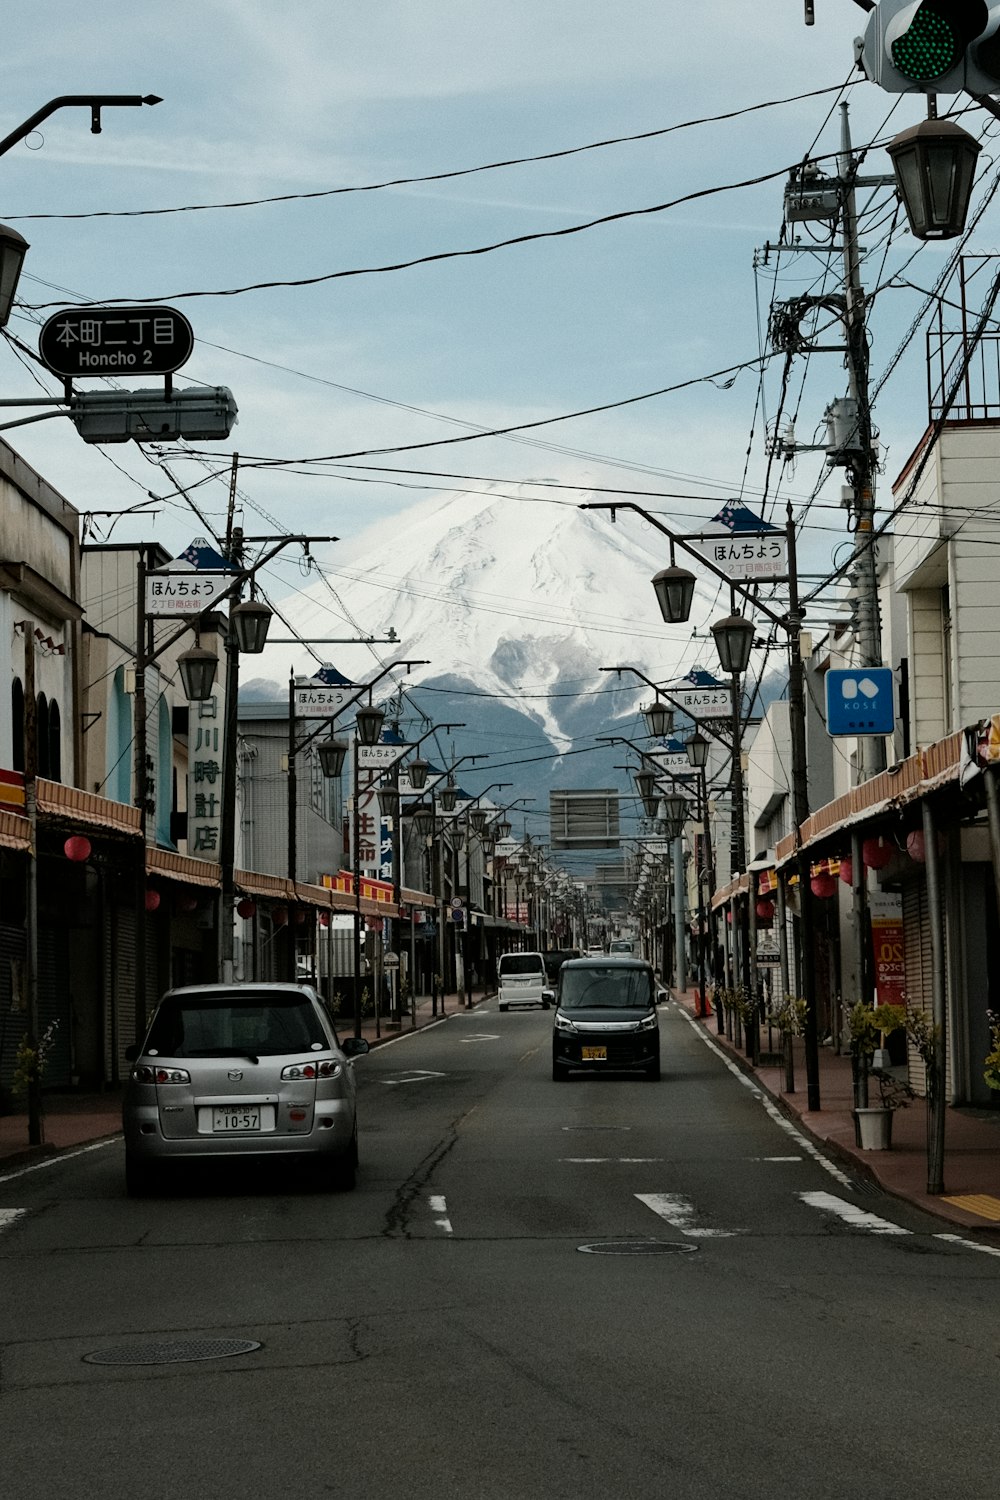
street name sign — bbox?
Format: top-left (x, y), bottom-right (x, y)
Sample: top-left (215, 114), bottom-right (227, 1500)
top-left (39, 305), bottom-right (194, 378)
top-left (358, 743), bottom-right (409, 769)
top-left (145, 570), bottom-right (232, 616)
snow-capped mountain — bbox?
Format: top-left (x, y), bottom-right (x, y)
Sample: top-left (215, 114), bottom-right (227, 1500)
top-left (240, 484), bottom-right (729, 822)
top-left (248, 485), bottom-right (708, 724)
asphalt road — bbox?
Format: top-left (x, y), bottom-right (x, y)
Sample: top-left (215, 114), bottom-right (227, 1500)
top-left (2, 1000), bottom-right (999, 1499)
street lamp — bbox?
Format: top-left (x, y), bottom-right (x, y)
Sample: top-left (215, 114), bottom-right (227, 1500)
top-left (317, 737), bottom-right (348, 779)
top-left (651, 563), bottom-right (697, 624)
top-left (686, 730), bottom-right (709, 770)
top-left (0, 224), bottom-right (28, 329)
top-left (355, 702), bottom-right (385, 746)
top-left (439, 778), bottom-right (457, 813)
top-left (642, 699), bottom-right (674, 738)
top-left (176, 643), bottom-right (218, 701)
top-left (229, 598), bottom-right (273, 654)
top-left (710, 615), bottom-right (755, 676)
top-left (886, 118), bottom-right (981, 242)
top-left (408, 756), bottom-right (430, 791)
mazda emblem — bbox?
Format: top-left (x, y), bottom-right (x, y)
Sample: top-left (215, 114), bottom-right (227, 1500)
top-left (228, 1069), bottom-right (243, 1081)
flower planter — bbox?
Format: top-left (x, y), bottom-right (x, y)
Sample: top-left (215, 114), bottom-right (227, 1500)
top-left (854, 1106), bottom-right (893, 1151)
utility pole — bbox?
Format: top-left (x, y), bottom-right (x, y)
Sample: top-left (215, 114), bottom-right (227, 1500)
top-left (839, 102), bottom-right (887, 780)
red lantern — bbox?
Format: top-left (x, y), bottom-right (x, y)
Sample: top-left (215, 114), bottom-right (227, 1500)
top-left (905, 829), bottom-right (926, 863)
top-left (810, 872), bottom-right (837, 899)
top-left (863, 836), bottom-right (892, 870)
top-left (726, 910), bottom-right (733, 926)
top-left (64, 835), bottom-right (92, 863)
top-left (318, 911), bottom-right (330, 928)
top-left (755, 899), bottom-right (775, 920)
top-left (144, 889), bottom-right (161, 912)
top-left (175, 894), bottom-right (198, 914)
top-left (294, 908), bottom-right (307, 925)
top-left (839, 855), bottom-right (853, 885)
top-left (236, 898), bottom-right (256, 919)
top-left (272, 905), bottom-right (288, 927)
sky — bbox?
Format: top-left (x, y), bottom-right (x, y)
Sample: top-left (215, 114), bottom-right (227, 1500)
top-left (2, 3), bottom-right (996, 682)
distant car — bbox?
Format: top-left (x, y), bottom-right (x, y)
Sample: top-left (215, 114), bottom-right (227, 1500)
top-left (543, 948), bottom-right (581, 984)
top-left (497, 951), bottom-right (549, 1011)
top-left (609, 938), bottom-right (637, 956)
top-left (551, 957), bottom-right (660, 1081)
top-left (122, 982), bottom-right (369, 1196)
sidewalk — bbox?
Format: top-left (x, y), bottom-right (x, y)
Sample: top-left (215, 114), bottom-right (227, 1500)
top-left (0, 988), bottom-right (483, 1172)
top-left (671, 985), bottom-right (1000, 1236)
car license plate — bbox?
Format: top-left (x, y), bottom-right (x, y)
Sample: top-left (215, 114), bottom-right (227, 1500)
top-left (212, 1106), bottom-right (261, 1132)
top-left (581, 1046), bottom-right (607, 1061)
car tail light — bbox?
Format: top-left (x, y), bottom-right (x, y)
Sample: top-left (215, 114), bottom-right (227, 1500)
top-left (132, 1065), bottom-right (190, 1083)
top-left (281, 1059), bottom-right (341, 1081)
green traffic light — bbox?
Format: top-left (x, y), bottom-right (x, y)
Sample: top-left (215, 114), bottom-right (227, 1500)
top-left (891, 9), bottom-right (959, 81)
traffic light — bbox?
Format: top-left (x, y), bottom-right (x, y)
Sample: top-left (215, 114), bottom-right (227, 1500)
top-left (861, 0), bottom-right (1000, 93)
top-left (68, 386), bottom-right (238, 444)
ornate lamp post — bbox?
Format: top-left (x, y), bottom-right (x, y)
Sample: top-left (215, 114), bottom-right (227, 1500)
top-left (585, 497), bottom-right (821, 1110)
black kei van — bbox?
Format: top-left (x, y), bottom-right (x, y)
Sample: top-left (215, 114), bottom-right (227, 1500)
top-left (551, 957), bottom-right (660, 1080)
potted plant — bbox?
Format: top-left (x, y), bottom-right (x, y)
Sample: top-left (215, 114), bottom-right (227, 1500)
top-left (983, 1011), bottom-right (1000, 1095)
top-left (847, 1001), bottom-right (907, 1132)
top-left (855, 1067), bottom-right (915, 1149)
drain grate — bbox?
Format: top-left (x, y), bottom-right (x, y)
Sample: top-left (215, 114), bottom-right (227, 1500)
top-left (84, 1338), bottom-right (261, 1367)
top-left (578, 1239), bottom-right (697, 1256)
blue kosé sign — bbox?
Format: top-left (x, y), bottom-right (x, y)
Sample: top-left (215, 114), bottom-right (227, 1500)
top-left (825, 667), bottom-right (895, 737)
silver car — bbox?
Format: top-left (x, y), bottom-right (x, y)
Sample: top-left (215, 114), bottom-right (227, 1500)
top-left (122, 982), bottom-right (369, 1196)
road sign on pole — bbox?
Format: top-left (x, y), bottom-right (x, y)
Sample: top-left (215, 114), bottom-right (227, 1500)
top-left (39, 305), bottom-right (195, 378)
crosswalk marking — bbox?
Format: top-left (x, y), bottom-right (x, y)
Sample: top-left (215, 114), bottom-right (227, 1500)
top-left (429, 1195), bottom-right (453, 1234)
top-left (800, 1191), bottom-right (909, 1235)
top-left (636, 1192), bottom-right (742, 1238)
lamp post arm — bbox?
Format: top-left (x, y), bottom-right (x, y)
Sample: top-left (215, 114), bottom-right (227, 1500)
top-left (0, 95), bottom-right (162, 159)
top-left (581, 501), bottom-right (789, 632)
top-left (421, 753), bottom-right (488, 796)
top-left (599, 665), bottom-right (735, 751)
top-left (142, 535), bottom-right (341, 673)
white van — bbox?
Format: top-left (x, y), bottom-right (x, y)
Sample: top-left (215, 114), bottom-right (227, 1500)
top-left (497, 951), bottom-right (549, 1011)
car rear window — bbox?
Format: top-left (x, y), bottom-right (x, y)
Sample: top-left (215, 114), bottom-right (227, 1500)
top-left (559, 966), bottom-right (654, 1010)
top-left (145, 990), bottom-right (328, 1058)
top-left (499, 955), bottom-right (544, 976)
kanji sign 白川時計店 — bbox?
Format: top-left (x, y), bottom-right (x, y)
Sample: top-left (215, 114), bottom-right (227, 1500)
top-left (39, 306), bottom-right (195, 378)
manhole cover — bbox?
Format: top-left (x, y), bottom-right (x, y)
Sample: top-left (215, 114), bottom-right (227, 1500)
top-left (83, 1338), bottom-right (261, 1367)
top-left (577, 1240), bottom-right (698, 1256)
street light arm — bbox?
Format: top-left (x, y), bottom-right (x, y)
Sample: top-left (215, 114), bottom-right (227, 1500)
top-left (0, 95), bottom-right (162, 159)
top-left (292, 660), bottom-right (432, 758)
top-left (581, 501), bottom-right (788, 632)
top-left (143, 535), bottom-right (343, 672)
top-left (598, 668), bottom-right (735, 751)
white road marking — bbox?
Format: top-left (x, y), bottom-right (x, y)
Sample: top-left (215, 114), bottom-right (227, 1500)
top-left (934, 1233), bottom-right (1000, 1258)
top-left (379, 1070), bottom-right (448, 1086)
top-left (800, 1191), bottom-right (909, 1235)
top-left (561, 1157), bottom-right (663, 1164)
top-left (753, 1156), bottom-right (804, 1163)
top-left (429, 1195), bottom-right (453, 1234)
top-left (676, 1007), bottom-right (853, 1188)
top-left (636, 1192), bottom-right (742, 1238)
top-left (0, 1136), bottom-right (119, 1184)
top-left (368, 1017), bottom-right (449, 1048)
top-left (0, 1208), bottom-right (26, 1235)
top-left (461, 1034), bottom-right (501, 1043)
